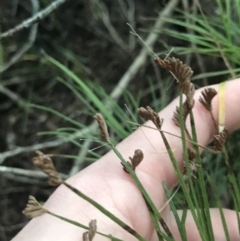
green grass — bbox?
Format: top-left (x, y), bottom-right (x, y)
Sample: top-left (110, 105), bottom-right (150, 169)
top-left (32, 52), bottom-right (172, 166)
top-left (153, 1), bottom-right (240, 81)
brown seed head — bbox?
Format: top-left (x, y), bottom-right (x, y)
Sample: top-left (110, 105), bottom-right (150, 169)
top-left (187, 147), bottom-right (196, 161)
top-left (154, 57), bottom-right (193, 83)
top-left (138, 106), bottom-right (162, 129)
top-left (185, 83), bottom-right (195, 109)
top-left (172, 101), bottom-right (191, 126)
top-left (83, 232), bottom-right (90, 241)
top-left (121, 161), bottom-right (132, 173)
top-left (82, 219), bottom-right (97, 241)
top-left (94, 113), bottom-right (110, 143)
top-left (22, 195), bottom-right (47, 219)
top-left (199, 88), bottom-right (217, 111)
top-left (32, 151), bottom-right (63, 186)
top-left (155, 57), bottom-right (195, 109)
top-left (88, 219), bottom-right (97, 241)
top-left (214, 127), bottom-right (228, 151)
top-left (129, 149), bottom-right (144, 171)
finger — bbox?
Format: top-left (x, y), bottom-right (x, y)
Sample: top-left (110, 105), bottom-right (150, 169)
top-left (170, 208), bottom-right (240, 241)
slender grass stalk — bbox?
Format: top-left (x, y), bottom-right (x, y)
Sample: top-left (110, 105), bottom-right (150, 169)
top-left (63, 182), bottom-right (147, 241)
top-left (149, 212), bottom-right (169, 241)
top-left (0, 24), bottom-right (3, 71)
top-left (109, 144), bottom-right (173, 241)
top-left (29, 103), bottom-right (85, 128)
top-left (56, 77), bottom-right (99, 116)
top-left (189, 111), bottom-right (214, 241)
top-left (180, 207), bottom-right (187, 229)
top-left (42, 52), bottom-right (128, 137)
top-left (218, 78), bottom-right (240, 231)
top-left (177, 94), bottom-right (209, 240)
top-left (163, 182), bottom-right (187, 241)
top-left (92, 84), bottom-right (139, 133)
top-left (47, 210), bottom-right (124, 241)
top-left (221, 148), bottom-right (240, 232)
top-left (214, 0), bottom-right (231, 43)
top-left (232, 193), bottom-right (240, 234)
top-left (155, 3), bottom-right (240, 80)
top-left (159, 122), bottom-right (205, 239)
top-left (205, 172), bottom-right (231, 241)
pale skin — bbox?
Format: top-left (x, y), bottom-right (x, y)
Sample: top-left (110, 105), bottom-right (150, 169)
top-left (13, 79), bottom-right (240, 241)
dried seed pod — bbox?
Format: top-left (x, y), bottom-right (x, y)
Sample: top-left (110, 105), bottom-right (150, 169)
top-left (199, 88), bottom-right (217, 111)
top-left (155, 57), bottom-right (195, 110)
top-left (146, 106), bottom-right (162, 130)
top-left (32, 151), bottom-right (63, 186)
top-left (183, 148), bottom-right (199, 180)
top-left (83, 232), bottom-right (90, 241)
top-left (82, 219), bottom-right (97, 241)
top-left (121, 161), bottom-right (132, 173)
top-left (129, 149), bottom-right (144, 171)
top-left (88, 219), bottom-right (97, 241)
top-left (172, 101), bottom-right (190, 126)
top-left (138, 106), bottom-right (162, 129)
top-left (94, 113), bottom-right (110, 143)
top-left (22, 196), bottom-right (47, 218)
top-left (122, 150), bottom-right (144, 173)
top-left (214, 127), bottom-right (228, 151)
top-left (176, 80), bottom-right (195, 110)
top-left (155, 57), bottom-right (193, 83)
top-left (185, 83), bottom-right (195, 109)
top-left (187, 147), bottom-right (196, 161)
top-left (137, 107), bottom-right (149, 120)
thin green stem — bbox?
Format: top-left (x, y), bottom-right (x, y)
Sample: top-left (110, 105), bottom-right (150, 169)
top-left (109, 143), bottom-right (173, 241)
top-left (47, 210), bottom-right (124, 241)
top-left (63, 182), bottom-right (147, 241)
top-left (221, 147), bottom-right (240, 233)
top-left (189, 111), bottom-right (214, 241)
top-left (205, 172), bottom-right (231, 241)
top-left (163, 182), bottom-right (187, 241)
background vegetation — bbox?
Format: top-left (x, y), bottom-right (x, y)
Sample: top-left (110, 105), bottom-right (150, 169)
top-left (0, 0), bottom-right (240, 240)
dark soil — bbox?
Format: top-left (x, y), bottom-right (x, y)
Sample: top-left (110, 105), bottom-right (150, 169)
top-left (0, 0), bottom-right (231, 240)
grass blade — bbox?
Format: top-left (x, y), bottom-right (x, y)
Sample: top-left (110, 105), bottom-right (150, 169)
top-left (63, 182), bottom-right (147, 241)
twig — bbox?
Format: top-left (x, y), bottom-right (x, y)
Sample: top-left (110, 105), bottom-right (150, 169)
top-left (182, 0), bottom-right (208, 86)
top-left (110, 0), bottom-right (179, 100)
top-left (91, 0), bottom-right (129, 52)
top-left (1, 76), bottom-right (33, 86)
top-left (0, 165), bottom-right (68, 179)
top-left (0, 124), bottom-right (96, 164)
top-left (117, 0), bottom-right (136, 50)
top-left (0, 85), bottom-right (28, 109)
top-left (0, 0), bottom-right (179, 170)
top-left (69, 139), bottom-right (92, 176)
top-left (0, 0), bottom-right (67, 40)
top-left (0, 0), bottom-right (39, 73)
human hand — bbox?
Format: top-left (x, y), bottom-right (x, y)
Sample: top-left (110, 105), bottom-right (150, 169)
top-left (13, 79), bottom-right (240, 241)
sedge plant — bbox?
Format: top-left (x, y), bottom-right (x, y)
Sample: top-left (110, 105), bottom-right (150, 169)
top-left (21, 49), bottom-right (240, 241)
